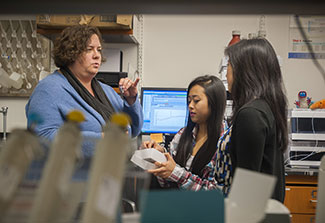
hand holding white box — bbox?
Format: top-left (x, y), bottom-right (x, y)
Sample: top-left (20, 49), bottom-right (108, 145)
top-left (130, 149), bottom-right (167, 170)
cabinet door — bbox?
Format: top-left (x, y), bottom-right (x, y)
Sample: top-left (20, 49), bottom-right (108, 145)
top-left (291, 214), bottom-right (315, 223)
top-left (284, 186), bottom-right (317, 214)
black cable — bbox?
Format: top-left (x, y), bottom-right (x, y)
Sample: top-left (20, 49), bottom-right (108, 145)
top-left (294, 15), bottom-right (325, 84)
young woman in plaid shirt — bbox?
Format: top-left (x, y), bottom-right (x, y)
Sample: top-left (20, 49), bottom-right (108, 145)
top-left (142, 75), bottom-right (227, 190)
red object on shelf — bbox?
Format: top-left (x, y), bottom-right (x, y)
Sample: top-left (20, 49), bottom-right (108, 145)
top-left (228, 30), bottom-right (241, 46)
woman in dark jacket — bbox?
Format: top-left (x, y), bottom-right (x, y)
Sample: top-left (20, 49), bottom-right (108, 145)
top-left (220, 38), bottom-right (288, 202)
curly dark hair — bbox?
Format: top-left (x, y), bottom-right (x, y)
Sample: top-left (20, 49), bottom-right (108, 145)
top-left (52, 25), bottom-right (105, 68)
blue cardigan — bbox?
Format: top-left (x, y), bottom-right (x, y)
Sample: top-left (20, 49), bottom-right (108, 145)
top-left (25, 71), bottom-right (143, 157)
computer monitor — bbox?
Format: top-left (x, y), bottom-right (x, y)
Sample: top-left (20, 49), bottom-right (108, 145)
top-left (141, 87), bottom-right (188, 134)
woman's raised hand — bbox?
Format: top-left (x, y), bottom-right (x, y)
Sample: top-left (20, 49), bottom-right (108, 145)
top-left (119, 77), bottom-right (140, 105)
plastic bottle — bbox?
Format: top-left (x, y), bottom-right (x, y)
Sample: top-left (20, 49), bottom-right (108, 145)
top-left (0, 114), bottom-right (43, 220)
top-left (81, 113), bottom-right (131, 223)
top-left (228, 30), bottom-right (241, 46)
top-left (28, 110), bottom-right (84, 223)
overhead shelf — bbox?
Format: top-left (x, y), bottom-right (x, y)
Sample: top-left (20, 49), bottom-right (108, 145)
top-left (37, 27), bottom-right (139, 44)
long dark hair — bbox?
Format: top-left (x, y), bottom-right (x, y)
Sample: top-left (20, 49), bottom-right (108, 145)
top-left (225, 38), bottom-right (288, 152)
top-left (174, 75), bottom-right (226, 175)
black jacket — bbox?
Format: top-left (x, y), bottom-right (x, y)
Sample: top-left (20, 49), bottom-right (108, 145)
top-left (229, 99), bottom-right (285, 202)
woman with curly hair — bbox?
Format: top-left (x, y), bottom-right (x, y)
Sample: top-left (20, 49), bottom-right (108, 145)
top-left (26, 25), bottom-right (143, 156)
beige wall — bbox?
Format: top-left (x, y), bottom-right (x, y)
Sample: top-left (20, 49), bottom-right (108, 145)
top-left (142, 14), bottom-right (325, 108)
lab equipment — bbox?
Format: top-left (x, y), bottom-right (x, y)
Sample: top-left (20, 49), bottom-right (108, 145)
top-left (287, 109), bottom-right (325, 168)
top-left (96, 72), bottom-right (127, 89)
top-left (258, 15), bottom-right (267, 38)
top-left (141, 87), bottom-right (187, 134)
top-left (0, 127), bottom-right (42, 220)
top-left (81, 113), bottom-right (130, 223)
top-left (28, 110), bottom-right (84, 223)
top-left (0, 106), bottom-right (8, 141)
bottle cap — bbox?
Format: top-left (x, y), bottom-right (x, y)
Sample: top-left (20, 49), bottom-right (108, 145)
top-left (66, 110), bottom-right (85, 123)
top-left (232, 30), bottom-right (241, 35)
top-left (28, 112), bottom-right (43, 125)
top-left (110, 113), bottom-right (131, 129)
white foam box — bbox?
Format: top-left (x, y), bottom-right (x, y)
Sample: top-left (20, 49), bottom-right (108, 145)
top-left (130, 149), bottom-right (167, 170)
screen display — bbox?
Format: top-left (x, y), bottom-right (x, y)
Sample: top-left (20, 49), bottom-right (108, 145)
top-left (141, 87), bottom-right (188, 134)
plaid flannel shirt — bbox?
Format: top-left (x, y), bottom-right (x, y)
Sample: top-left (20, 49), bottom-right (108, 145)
top-left (157, 121), bottom-right (230, 192)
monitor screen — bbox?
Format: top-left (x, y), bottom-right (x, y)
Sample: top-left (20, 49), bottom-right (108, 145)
top-left (141, 87), bottom-right (188, 134)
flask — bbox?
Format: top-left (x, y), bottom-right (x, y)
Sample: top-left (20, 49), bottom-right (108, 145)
top-left (228, 30), bottom-right (241, 46)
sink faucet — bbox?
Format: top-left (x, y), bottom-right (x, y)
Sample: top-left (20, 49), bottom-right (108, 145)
top-left (0, 106), bottom-right (8, 141)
